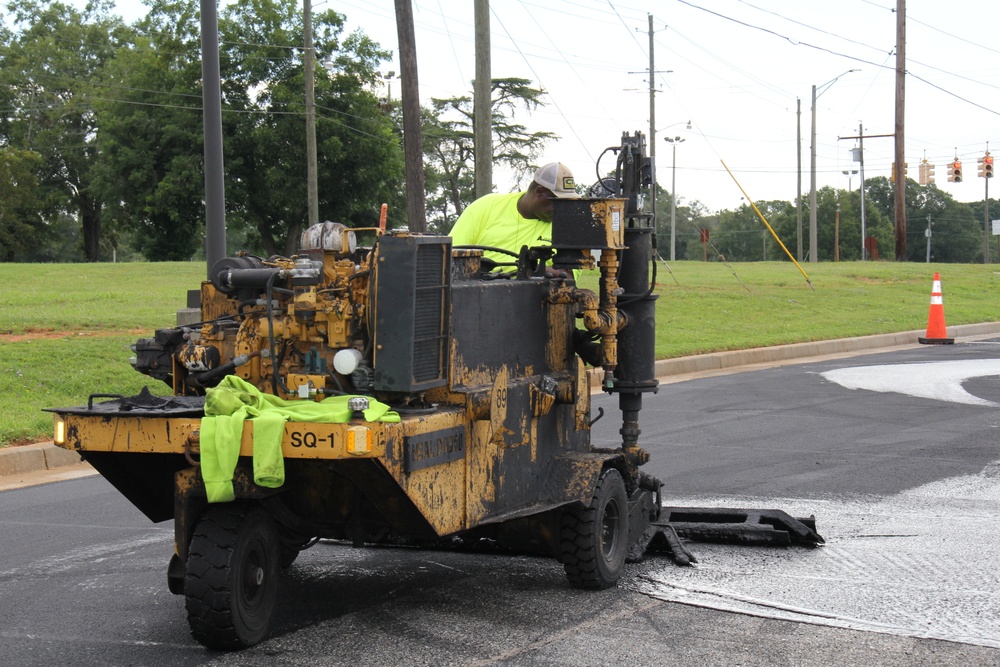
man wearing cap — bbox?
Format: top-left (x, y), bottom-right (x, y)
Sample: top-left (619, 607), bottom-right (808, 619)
top-left (448, 162), bottom-right (577, 269)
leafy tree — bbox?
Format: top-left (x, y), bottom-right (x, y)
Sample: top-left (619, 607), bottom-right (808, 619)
top-left (424, 77), bottom-right (555, 233)
top-left (220, 0), bottom-right (405, 255)
top-left (0, 147), bottom-right (42, 260)
top-left (865, 177), bottom-right (979, 262)
top-left (714, 200), bottom-right (794, 261)
top-left (91, 0), bottom-right (206, 261)
top-left (0, 0), bottom-right (130, 261)
top-left (654, 184), bottom-right (709, 261)
top-left (91, 0), bottom-right (404, 259)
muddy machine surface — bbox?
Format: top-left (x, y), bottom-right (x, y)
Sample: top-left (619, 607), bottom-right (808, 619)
top-left (49, 133), bottom-right (821, 650)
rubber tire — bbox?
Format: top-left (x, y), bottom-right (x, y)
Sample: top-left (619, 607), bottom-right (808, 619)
top-left (184, 504), bottom-right (281, 650)
top-left (560, 468), bottom-right (629, 590)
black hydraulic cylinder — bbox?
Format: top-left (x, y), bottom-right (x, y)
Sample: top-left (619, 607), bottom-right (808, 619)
top-left (612, 226), bottom-right (658, 393)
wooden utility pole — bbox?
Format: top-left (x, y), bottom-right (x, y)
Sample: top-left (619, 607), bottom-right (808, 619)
top-left (474, 0), bottom-right (492, 199)
top-left (648, 14), bottom-right (657, 229)
top-left (394, 0), bottom-right (427, 231)
top-left (304, 0), bottom-right (318, 227)
top-left (893, 0), bottom-right (906, 260)
top-left (200, 0), bottom-right (226, 276)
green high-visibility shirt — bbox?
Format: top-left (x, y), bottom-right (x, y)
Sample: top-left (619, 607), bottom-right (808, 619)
top-left (448, 191), bottom-right (553, 267)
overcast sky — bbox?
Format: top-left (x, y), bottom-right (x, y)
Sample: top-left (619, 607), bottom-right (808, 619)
top-left (102, 1), bottom-right (1000, 214)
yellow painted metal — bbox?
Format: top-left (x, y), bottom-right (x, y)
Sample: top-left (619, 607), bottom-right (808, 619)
top-left (378, 408), bottom-right (472, 536)
top-left (589, 198), bottom-right (628, 250)
top-left (54, 413), bottom-right (400, 461)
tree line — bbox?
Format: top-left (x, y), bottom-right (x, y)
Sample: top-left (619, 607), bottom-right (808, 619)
top-left (1, 0), bottom-right (991, 264)
top-left (0, 0), bottom-right (551, 262)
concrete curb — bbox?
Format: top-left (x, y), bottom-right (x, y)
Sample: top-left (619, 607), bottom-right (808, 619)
top-left (0, 441), bottom-right (82, 477)
top-left (5, 322), bottom-right (1000, 480)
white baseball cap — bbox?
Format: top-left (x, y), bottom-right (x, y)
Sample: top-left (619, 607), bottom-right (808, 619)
top-left (533, 162), bottom-right (577, 198)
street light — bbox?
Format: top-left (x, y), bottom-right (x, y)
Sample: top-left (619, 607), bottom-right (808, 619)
top-left (842, 169), bottom-right (858, 192)
top-left (662, 120), bottom-right (691, 261)
top-left (664, 135), bottom-right (687, 261)
top-left (809, 69), bottom-right (859, 263)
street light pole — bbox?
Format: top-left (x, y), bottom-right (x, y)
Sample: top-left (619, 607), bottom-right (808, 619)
top-left (809, 69), bottom-right (859, 263)
top-left (664, 136), bottom-right (685, 261)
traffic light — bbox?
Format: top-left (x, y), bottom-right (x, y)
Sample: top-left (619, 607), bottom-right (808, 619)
top-left (918, 160), bottom-right (936, 185)
top-left (985, 154), bottom-right (994, 178)
top-left (948, 160), bottom-right (963, 183)
top-left (891, 161), bottom-right (909, 184)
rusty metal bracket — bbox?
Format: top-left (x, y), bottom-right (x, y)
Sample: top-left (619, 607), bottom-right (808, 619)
top-left (183, 431), bottom-right (200, 466)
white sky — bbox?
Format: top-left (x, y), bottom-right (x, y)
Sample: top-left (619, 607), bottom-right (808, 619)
top-left (101, 1), bottom-right (1000, 213)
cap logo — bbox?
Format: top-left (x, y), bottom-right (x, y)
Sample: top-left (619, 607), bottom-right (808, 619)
top-left (561, 176), bottom-right (575, 190)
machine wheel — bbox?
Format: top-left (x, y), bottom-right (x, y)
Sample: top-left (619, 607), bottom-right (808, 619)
top-left (184, 504), bottom-right (281, 650)
top-left (559, 468), bottom-right (629, 590)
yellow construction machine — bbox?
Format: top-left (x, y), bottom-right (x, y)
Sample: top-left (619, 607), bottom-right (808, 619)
top-left (48, 132), bottom-right (821, 649)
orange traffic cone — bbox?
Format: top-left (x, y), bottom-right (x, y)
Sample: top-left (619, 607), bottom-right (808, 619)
top-left (918, 272), bottom-right (954, 345)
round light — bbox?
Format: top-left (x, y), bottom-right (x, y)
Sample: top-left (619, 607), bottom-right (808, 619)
top-left (333, 348), bottom-right (364, 375)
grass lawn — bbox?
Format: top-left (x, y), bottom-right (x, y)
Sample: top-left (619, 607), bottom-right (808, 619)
top-left (2, 260), bottom-right (996, 445)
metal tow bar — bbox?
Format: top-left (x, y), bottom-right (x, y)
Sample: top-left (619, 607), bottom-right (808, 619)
top-left (630, 507), bottom-right (825, 566)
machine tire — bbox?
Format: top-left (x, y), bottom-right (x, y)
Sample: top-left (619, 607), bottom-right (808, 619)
top-left (184, 504), bottom-right (281, 650)
top-left (559, 467), bottom-right (629, 590)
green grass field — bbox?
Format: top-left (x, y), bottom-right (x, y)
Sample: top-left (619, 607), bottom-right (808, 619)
top-left (2, 260), bottom-right (996, 445)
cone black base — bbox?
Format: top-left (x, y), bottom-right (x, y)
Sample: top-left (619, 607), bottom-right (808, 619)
top-left (918, 336), bottom-right (954, 345)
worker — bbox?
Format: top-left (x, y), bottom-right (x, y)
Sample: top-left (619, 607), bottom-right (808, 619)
top-left (448, 162), bottom-right (577, 271)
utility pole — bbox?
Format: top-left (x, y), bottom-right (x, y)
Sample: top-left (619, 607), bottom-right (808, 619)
top-left (893, 0), bottom-right (907, 260)
top-left (394, 0), bottom-right (427, 232)
top-left (200, 0), bottom-right (226, 276)
top-left (985, 168), bottom-right (991, 264)
top-left (304, 0), bottom-right (319, 227)
top-left (628, 17), bottom-right (668, 230)
top-left (858, 124), bottom-right (867, 259)
top-left (473, 0), bottom-right (492, 199)
top-left (926, 214), bottom-right (932, 263)
top-left (840, 125), bottom-right (894, 260)
top-left (834, 197), bottom-right (840, 262)
top-left (648, 14), bottom-right (657, 230)
top-left (796, 97), bottom-right (802, 261)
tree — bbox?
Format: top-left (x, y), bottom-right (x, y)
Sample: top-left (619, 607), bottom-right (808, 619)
top-left (220, 0), bottom-right (405, 256)
top-left (91, 0), bottom-right (405, 259)
top-left (91, 0), bottom-right (206, 261)
top-left (0, 0), bottom-right (130, 261)
top-left (0, 148), bottom-right (42, 260)
top-left (714, 200), bottom-right (795, 261)
top-left (423, 77), bottom-right (555, 233)
top-left (865, 177), bottom-right (979, 262)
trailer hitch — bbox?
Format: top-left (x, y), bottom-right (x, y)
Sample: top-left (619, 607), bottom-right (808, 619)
top-left (659, 507), bottom-right (824, 548)
top-left (628, 505), bottom-right (823, 567)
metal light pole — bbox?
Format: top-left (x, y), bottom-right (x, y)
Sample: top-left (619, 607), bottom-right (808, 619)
top-left (664, 136), bottom-right (685, 261)
top-left (810, 69), bottom-right (859, 262)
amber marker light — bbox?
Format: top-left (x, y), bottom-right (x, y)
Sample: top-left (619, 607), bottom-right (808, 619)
top-left (53, 416), bottom-right (66, 446)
